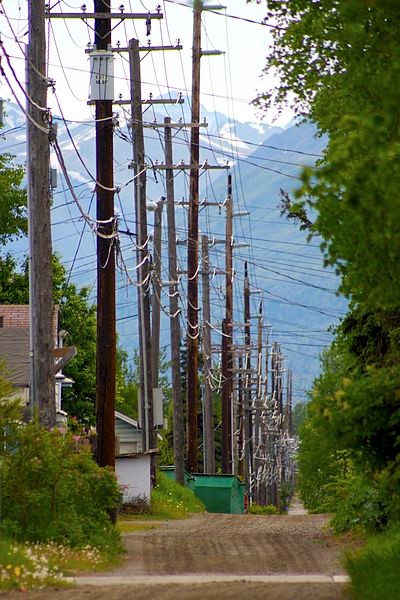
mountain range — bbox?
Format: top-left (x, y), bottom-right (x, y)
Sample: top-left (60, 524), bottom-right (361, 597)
top-left (1, 100), bottom-right (347, 400)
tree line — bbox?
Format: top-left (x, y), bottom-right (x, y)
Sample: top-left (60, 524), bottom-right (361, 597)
top-left (254, 0), bottom-right (400, 529)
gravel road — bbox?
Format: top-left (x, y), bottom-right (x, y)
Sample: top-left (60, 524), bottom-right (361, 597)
top-left (0, 512), bottom-right (353, 599)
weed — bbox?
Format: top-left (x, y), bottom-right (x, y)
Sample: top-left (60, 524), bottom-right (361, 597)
top-left (345, 523), bottom-right (400, 600)
top-left (117, 522), bottom-right (157, 533)
top-left (150, 472), bottom-right (205, 519)
top-left (249, 503), bottom-right (280, 516)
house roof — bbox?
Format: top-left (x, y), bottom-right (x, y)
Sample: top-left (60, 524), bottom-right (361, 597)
top-left (115, 410), bottom-right (139, 428)
top-left (0, 328), bottom-right (30, 386)
top-left (0, 306), bottom-right (75, 389)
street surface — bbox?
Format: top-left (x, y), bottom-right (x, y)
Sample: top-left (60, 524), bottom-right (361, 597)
top-left (0, 511), bottom-right (353, 599)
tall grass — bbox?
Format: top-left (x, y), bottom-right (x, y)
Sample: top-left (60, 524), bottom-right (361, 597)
top-left (345, 523), bottom-right (400, 600)
top-left (150, 472), bottom-right (205, 519)
top-left (0, 537), bottom-right (120, 590)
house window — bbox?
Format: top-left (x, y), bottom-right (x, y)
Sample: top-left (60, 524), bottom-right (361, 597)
top-left (0, 316), bottom-right (3, 328)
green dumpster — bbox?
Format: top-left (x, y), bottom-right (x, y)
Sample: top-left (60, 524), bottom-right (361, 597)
top-left (159, 466), bottom-right (196, 490)
top-left (192, 474), bottom-right (245, 514)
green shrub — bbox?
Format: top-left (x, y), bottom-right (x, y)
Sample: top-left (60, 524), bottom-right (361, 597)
top-left (297, 398), bottom-right (392, 531)
top-left (297, 415), bottom-right (354, 513)
top-left (249, 503), bottom-right (280, 515)
top-left (0, 422), bottom-right (122, 554)
top-left (326, 472), bottom-right (390, 533)
top-left (151, 472), bottom-right (205, 519)
top-left (345, 523), bottom-right (400, 600)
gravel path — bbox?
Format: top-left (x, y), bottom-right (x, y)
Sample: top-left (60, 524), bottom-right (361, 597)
top-left (0, 512), bottom-right (352, 599)
top-left (110, 512), bottom-right (345, 576)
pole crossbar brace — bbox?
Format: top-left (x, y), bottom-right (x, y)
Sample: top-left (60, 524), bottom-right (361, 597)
top-left (144, 122), bottom-right (208, 129)
top-left (88, 98), bottom-right (184, 106)
top-left (176, 201), bottom-right (223, 206)
top-left (112, 44), bottom-right (182, 52)
top-left (149, 162), bottom-right (229, 170)
top-left (201, 50), bottom-right (225, 56)
top-left (46, 12), bottom-right (163, 20)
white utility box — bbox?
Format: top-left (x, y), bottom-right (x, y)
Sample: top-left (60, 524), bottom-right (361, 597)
top-left (89, 49), bottom-right (115, 101)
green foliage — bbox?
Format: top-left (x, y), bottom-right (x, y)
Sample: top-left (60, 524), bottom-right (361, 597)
top-left (59, 281), bottom-right (97, 425)
top-left (292, 402), bottom-right (307, 433)
top-left (248, 503), bottom-right (279, 516)
top-left (253, 0), bottom-right (400, 309)
top-left (0, 253), bottom-right (135, 426)
top-left (316, 365), bottom-right (400, 472)
top-left (0, 152), bottom-right (27, 245)
top-left (297, 412), bottom-right (353, 513)
top-left (303, 322), bottom-right (400, 522)
top-left (0, 255), bottom-right (29, 304)
top-left (150, 472), bottom-right (205, 519)
top-left (157, 425), bottom-right (175, 466)
top-left (0, 536), bottom-right (119, 590)
top-left (252, 0), bottom-right (400, 534)
top-left (328, 474), bottom-right (390, 533)
top-left (115, 348), bottom-right (138, 419)
top-left (0, 361), bottom-right (24, 457)
top-left (345, 523), bottom-right (400, 600)
top-left (298, 404), bottom-right (391, 530)
top-left (0, 422), bottom-right (122, 552)
top-left (0, 539), bottom-right (67, 590)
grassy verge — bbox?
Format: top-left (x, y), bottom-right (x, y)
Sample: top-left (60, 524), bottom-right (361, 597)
top-left (0, 537), bottom-right (122, 590)
top-left (249, 503), bottom-right (280, 515)
top-left (150, 472), bottom-right (205, 519)
top-left (120, 472), bottom-right (205, 521)
top-left (117, 522), bottom-right (157, 533)
top-left (345, 523), bottom-right (400, 600)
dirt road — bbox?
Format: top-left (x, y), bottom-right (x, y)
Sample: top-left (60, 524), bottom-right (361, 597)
top-left (0, 512), bottom-right (352, 599)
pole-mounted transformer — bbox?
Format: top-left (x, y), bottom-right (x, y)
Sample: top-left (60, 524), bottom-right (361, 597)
top-left (89, 48), bottom-right (115, 101)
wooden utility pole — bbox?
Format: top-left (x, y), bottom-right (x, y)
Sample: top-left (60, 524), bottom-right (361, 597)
top-left (237, 354), bottom-right (244, 478)
top-left (94, 0), bottom-right (116, 469)
top-left (165, 117), bottom-right (185, 485)
top-left (201, 235), bottom-right (215, 473)
top-left (186, 0), bottom-right (202, 473)
top-left (27, 0), bottom-right (55, 428)
top-left (129, 38), bottom-right (154, 453)
top-left (253, 302), bottom-right (263, 503)
top-left (260, 330), bottom-right (270, 506)
top-left (151, 198), bottom-right (164, 389)
top-left (221, 175), bottom-right (233, 473)
top-left (287, 369), bottom-right (293, 435)
top-left (244, 262), bottom-right (253, 492)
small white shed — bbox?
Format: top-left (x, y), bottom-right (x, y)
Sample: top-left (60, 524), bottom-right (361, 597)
top-left (114, 411), bottom-right (152, 504)
top-left (115, 453), bottom-right (151, 503)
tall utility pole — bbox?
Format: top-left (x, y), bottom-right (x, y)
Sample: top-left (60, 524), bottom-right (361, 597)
top-left (244, 262), bottom-right (253, 492)
top-left (201, 235), bottom-right (215, 473)
top-left (186, 0), bottom-right (202, 473)
top-left (27, 1), bottom-right (55, 428)
top-left (165, 117), bottom-right (185, 485)
top-left (129, 38), bottom-right (154, 454)
top-left (261, 328), bottom-right (270, 506)
top-left (221, 175), bottom-right (233, 473)
top-left (151, 198), bottom-right (164, 389)
top-left (253, 301), bottom-right (263, 503)
top-left (94, 0), bottom-right (116, 469)
top-left (237, 354), bottom-right (244, 477)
